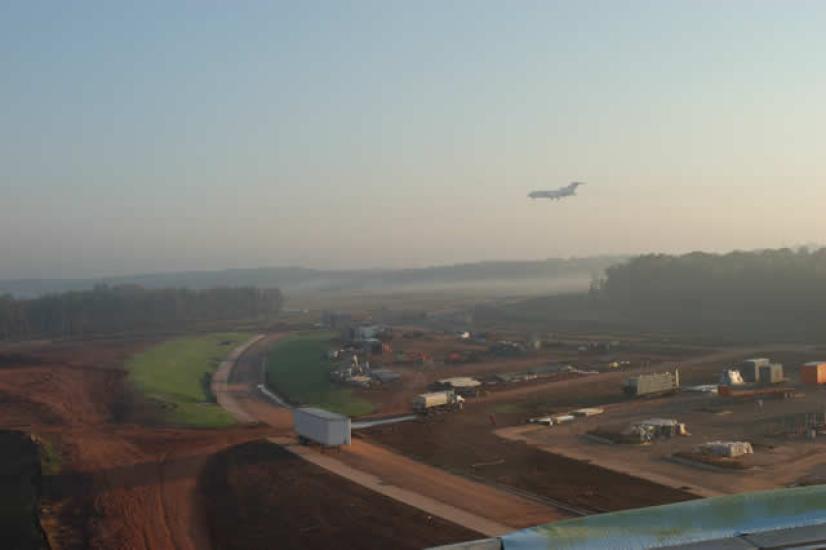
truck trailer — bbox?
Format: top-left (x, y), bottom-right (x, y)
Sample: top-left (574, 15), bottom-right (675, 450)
top-left (293, 407), bottom-right (352, 447)
top-left (412, 390), bottom-right (465, 414)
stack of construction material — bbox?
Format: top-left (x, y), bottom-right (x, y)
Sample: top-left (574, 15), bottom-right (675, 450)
top-left (638, 418), bottom-right (687, 438)
top-left (699, 441), bottom-right (754, 458)
top-left (572, 408), bottom-right (605, 417)
top-left (551, 414), bottom-right (575, 424)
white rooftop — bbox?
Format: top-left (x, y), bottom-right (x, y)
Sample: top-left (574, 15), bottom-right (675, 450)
top-left (438, 377), bottom-right (482, 388)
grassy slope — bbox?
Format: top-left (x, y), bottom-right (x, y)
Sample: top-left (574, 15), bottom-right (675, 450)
top-left (127, 332), bottom-right (249, 427)
top-left (265, 333), bottom-right (374, 417)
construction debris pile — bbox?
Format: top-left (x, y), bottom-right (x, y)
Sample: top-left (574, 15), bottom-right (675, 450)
top-left (623, 418), bottom-right (689, 443)
top-left (589, 417), bottom-right (688, 444)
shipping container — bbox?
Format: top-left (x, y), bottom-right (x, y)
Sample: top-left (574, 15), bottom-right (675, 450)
top-left (801, 362), bottom-right (826, 385)
top-left (293, 407), bottom-right (351, 447)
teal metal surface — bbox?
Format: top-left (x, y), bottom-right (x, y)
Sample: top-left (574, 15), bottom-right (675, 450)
top-left (502, 486), bottom-right (826, 549)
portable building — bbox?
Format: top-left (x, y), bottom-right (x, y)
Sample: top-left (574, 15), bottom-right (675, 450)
top-left (293, 408), bottom-right (351, 447)
top-left (624, 369), bottom-right (679, 397)
top-left (738, 358), bottom-right (771, 383)
top-left (801, 362), bottom-right (826, 385)
top-left (758, 363), bottom-right (784, 385)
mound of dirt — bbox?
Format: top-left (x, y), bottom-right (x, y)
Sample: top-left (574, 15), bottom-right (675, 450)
top-left (199, 440), bottom-right (481, 550)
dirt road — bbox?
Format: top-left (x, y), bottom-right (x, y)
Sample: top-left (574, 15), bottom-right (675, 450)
top-left (217, 335), bottom-right (570, 533)
top-left (0, 338), bottom-right (274, 550)
top-left (476, 344), bottom-right (817, 405)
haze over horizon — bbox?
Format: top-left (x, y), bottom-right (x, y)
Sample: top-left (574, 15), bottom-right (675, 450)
top-left (3, 1), bottom-right (826, 279)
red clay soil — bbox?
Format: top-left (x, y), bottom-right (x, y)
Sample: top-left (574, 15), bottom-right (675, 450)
top-left (358, 346), bottom-right (819, 513)
top-left (362, 404), bottom-right (697, 514)
top-left (199, 440), bottom-right (482, 550)
top-left (0, 339), bottom-right (275, 550)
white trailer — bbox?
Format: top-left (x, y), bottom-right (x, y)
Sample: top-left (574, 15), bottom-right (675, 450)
top-left (293, 407), bottom-right (352, 447)
top-left (412, 390), bottom-right (465, 414)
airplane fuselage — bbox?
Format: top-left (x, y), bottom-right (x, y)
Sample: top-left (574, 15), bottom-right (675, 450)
top-left (528, 182), bottom-right (584, 200)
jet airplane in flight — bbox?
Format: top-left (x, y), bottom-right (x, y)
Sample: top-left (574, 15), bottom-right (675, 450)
top-left (528, 181), bottom-right (585, 200)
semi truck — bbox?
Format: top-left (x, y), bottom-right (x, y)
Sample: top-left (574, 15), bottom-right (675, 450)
top-left (293, 407), bottom-right (352, 447)
top-left (412, 390), bottom-right (465, 414)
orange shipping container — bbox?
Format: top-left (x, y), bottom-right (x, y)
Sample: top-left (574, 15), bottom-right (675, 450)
top-left (801, 362), bottom-right (826, 385)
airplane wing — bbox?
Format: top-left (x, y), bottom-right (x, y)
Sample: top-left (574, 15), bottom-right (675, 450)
top-left (431, 485), bottom-right (826, 549)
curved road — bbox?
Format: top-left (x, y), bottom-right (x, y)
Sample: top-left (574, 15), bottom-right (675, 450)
top-left (213, 334), bottom-right (570, 536)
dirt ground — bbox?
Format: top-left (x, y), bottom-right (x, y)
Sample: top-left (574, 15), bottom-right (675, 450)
top-left (347, 328), bottom-right (711, 417)
top-left (6, 330), bottom-right (818, 549)
top-left (200, 440), bottom-right (482, 550)
top-left (500, 382), bottom-right (826, 497)
top-left (1, 335), bottom-right (495, 550)
top-left (0, 338), bottom-right (280, 550)
top-left (361, 411), bottom-right (695, 514)
top-left (224, 335), bottom-right (568, 533)
top-left (361, 345), bottom-right (822, 513)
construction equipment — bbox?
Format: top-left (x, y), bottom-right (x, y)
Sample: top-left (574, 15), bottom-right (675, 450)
top-left (412, 390), bottom-right (465, 415)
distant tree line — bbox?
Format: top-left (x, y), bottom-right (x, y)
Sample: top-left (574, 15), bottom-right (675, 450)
top-left (596, 248), bottom-right (826, 326)
top-left (0, 285), bottom-right (283, 339)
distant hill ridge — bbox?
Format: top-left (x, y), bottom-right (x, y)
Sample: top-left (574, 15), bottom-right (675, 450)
top-left (0, 257), bottom-right (624, 298)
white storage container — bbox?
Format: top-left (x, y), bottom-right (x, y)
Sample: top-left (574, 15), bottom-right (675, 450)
top-left (293, 407), bottom-right (351, 446)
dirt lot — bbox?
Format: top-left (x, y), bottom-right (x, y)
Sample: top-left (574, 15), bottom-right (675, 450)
top-left (5, 336), bottom-right (493, 550)
top-left (362, 345), bottom-right (823, 513)
top-left (226, 335), bottom-right (567, 533)
top-left (0, 338), bottom-right (280, 550)
top-left (501, 383), bottom-right (826, 497)
top-left (347, 328), bottom-right (710, 417)
top-left (361, 409), bottom-right (695, 514)
top-left (200, 440), bottom-right (482, 550)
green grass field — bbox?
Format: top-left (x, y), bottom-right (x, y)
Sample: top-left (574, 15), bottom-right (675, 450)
top-left (265, 333), bottom-right (374, 417)
top-left (127, 332), bottom-right (250, 427)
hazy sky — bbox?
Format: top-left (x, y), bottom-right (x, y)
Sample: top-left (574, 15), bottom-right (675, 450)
top-left (2, 1), bottom-right (826, 279)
